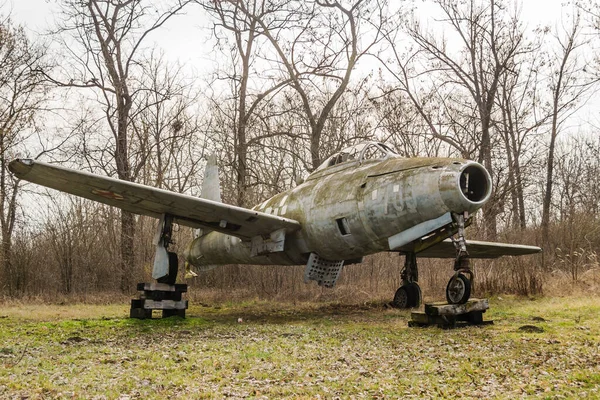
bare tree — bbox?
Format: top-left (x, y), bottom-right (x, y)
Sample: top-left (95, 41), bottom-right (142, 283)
top-left (403, 0), bottom-right (526, 238)
top-left (129, 51), bottom-right (206, 193)
top-left (554, 135), bottom-right (600, 219)
top-left (0, 15), bottom-right (53, 295)
top-left (51, 0), bottom-right (191, 290)
top-left (230, 0), bottom-right (388, 171)
top-left (541, 11), bottom-right (596, 239)
top-left (374, 19), bottom-right (467, 158)
top-left (371, 76), bottom-right (448, 158)
top-left (200, 0), bottom-right (292, 206)
top-left (496, 32), bottom-right (547, 230)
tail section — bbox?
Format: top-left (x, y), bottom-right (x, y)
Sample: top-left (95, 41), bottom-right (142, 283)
top-left (193, 154), bottom-right (222, 241)
top-left (201, 154), bottom-right (221, 203)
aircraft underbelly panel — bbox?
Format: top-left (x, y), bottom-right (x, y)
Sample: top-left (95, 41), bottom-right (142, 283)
top-left (185, 231), bottom-right (307, 267)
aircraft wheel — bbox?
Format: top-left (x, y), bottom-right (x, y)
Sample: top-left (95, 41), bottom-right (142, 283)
top-left (446, 273), bottom-right (471, 304)
top-left (408, 282), bottom-right (422, 308)
top-left (392, 285), bottom-right (410, 308)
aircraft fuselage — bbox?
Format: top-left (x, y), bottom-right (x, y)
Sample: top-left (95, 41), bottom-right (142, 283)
top-left (185, 155), bottom-right (492, 268)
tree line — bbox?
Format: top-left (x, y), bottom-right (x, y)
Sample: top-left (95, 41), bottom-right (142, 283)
top-left (1, 0), bottom-right (599, 299)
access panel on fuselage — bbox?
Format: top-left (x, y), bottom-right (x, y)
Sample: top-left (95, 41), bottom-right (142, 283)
top-left (297, 165), bottom-right (376, 260)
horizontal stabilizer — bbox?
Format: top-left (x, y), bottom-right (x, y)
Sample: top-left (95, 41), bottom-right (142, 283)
top-left (9, 159), bottom-right (300, 240)
top-left (403, 239), bottom-right (541, 259)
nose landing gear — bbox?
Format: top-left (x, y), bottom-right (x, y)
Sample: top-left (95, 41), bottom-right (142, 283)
top-left (391, 212), bottom-right (476, 307)
top-left (446, 272), bottom-right (472, 304)
top-left (446, 212), bottom-right (473, 304)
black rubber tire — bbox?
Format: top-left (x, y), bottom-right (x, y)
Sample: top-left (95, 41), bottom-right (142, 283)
top-left (446, 274), bottom-right (471, 304)
top-left (392, 286), bottom-right (410, 308)
top-left (408, 282), bottom-right (422, 308)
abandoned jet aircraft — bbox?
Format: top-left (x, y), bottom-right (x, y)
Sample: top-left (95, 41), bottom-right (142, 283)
top-left (9, 141), bottom-right (541, 307)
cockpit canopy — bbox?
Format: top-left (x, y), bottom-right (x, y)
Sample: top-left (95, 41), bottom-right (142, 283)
top-left (314, 142), bottom-right (398, 173)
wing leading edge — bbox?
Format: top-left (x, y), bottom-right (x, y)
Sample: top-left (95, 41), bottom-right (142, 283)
top-left (405, 238), bottom-right (541, 259)
top-left (9, 159), bottom-right (301, 240)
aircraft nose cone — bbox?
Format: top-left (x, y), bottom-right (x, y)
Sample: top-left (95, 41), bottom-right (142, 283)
top-left (439, 161), bottom-right (492, 213)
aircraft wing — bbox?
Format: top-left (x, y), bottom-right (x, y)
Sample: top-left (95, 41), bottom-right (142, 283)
top-left (9, 159), bottom-right (301, 240)
top-left (407, 239), bottom-right (541, 259)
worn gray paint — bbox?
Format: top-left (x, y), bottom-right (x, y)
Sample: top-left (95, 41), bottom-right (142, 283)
top-left (187, 148), bottom-right (498, 267)
top-left (8, 159), bottom-right (300, 239)
top-left (388, 213), bottom-right (453, 250)
top-left (9, 142), bottom-right (541, 282)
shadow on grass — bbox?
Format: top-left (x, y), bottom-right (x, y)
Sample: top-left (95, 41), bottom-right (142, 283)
top-left (17, 301), bottom-right (410, 343)
top-left (0, 301), bottom-right (411, 344)
top-left (183, 300), bottom-right (409, 325)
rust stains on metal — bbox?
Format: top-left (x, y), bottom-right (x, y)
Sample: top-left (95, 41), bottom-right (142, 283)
top-left (90, 189), bottom-right (124, 200)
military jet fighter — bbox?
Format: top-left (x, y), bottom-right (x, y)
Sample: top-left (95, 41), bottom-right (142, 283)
top-left (9, 141), bottom-right (541, 307)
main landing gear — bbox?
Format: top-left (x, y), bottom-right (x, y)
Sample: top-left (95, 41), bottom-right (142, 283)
top-left (392, 212), bottom-right (475, 308)
top-left (130, 214), bottom-right (188, 319)
top-left (154, 214), bottom-right (179, 285)
top-left (392, 253), bottom-right (422, 308)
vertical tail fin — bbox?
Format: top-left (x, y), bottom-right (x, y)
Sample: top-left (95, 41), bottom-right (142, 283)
top-left (201, 154), bottom-right (221, 203)
top-left (193, 154), bottom-right (221, 240)
top-left (188, 155), bottom-right (221, 273)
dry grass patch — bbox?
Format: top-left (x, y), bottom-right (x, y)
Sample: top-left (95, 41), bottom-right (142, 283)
top-left (0, 297), bottom-right (598, 399)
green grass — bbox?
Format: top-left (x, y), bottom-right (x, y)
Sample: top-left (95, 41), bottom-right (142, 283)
top-left (0, 297), bottom-right (599, 399)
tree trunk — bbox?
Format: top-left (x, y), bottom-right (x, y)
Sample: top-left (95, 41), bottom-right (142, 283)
top-left (480, 113), bottom-right (497, 239)
top-left (1, 234), bottom-right (13, 295)
top-left (120, 210), bottom-right (135, 291)
top-left (310, 130), bottom-right (322, 171)
top-left (541, 115), bottom-right (558, 241)
top-left (236, 57), bottom-right (249, 207)
top-left (116, 105), bottom-right (135, 292)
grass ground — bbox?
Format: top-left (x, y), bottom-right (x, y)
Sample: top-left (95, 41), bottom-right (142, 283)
top-left (0, 296), bottom-right (599, 399)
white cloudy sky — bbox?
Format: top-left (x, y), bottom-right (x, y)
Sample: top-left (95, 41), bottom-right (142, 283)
top-left (7, 0), bottom-right (217, 77)
top-left (5, 0), bottom-right (595, 133)
top-left (7, 0), bottom-right (567, 74)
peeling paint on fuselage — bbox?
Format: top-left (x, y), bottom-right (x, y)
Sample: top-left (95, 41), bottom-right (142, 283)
top-left (186, 155), bottom-right (488, 268)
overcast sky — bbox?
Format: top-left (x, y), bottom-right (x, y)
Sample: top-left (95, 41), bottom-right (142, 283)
top-left (7, 0), bottom-right (567, 75)
top-left (7, 0), bottom-right (216, 76)
top-left (2, 0), bottom-right (590, 222)
top-left (5, 0), bottom-right (594, 134)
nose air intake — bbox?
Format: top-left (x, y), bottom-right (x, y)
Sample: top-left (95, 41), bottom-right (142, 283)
top-left (439, 162), bottom-right (492, 213)
top-left (460, 164), bottom-right (490, 203)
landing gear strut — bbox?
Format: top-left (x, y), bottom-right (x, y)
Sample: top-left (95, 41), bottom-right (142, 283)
top-left (131, 214), bottom-right (187, 319)
top-left (392, 212), bottom-right (475, 307)
top-left (392, 252), bottom-right (421, 309)
top-left (446, 212), bottom-right (473, 304)
top-left (153, 214), bottom-right (179, 285)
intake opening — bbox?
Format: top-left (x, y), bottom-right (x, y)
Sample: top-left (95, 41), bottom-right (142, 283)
top-left (460, 165), bottom-right (489, 202)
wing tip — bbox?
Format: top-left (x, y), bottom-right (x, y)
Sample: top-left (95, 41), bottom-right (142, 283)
top-left (8, 158), bottom-right (34, 176)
